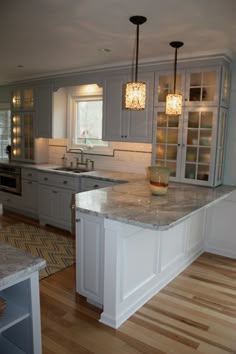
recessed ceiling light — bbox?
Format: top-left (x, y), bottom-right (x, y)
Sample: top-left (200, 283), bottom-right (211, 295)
top-left (99, 48), bottom-right (111, 53)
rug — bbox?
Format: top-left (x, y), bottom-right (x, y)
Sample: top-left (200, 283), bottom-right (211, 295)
top-left (0, 223), bottom-right (75, 280)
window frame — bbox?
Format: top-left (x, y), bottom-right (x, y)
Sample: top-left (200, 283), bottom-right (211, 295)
top-left (67, 86), bottom-right (113, 155)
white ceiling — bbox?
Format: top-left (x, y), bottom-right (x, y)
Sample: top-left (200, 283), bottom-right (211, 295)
top-left (1, 0), bottom-right (236, 84)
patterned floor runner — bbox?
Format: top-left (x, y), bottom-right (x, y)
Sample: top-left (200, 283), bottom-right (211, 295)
top-left (0, 223), bottom-right (75, 279)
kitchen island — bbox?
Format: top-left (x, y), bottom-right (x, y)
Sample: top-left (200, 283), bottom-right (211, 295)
top-left (75, 180), bottom-right (235, 329)
top-left (0, 242), bottom-right (46, 354)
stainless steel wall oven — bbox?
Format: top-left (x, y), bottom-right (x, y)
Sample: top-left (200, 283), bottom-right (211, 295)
top-left (0, 164), bottom-right (21, 195)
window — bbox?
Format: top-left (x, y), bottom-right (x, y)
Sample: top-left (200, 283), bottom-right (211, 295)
top-left (67, 84), bottom-right (112, 154)
top-left (0, 108), bottom-right (11, 159)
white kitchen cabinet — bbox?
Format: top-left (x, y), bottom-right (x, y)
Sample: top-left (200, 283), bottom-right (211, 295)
top-left (102, 72), bottom-right (154, 143)
top-left (80, 176), bottom-right (117, 191)
top-left (0, 191), bottom-right (23, 212)
top-left (21, 168), bottom-right (38, 216)
top-left (34, 85), bottom-right (53, 138)
top-left (152, 62), bottom-right (230, 186)
top-left (76, 212), bottom-right (104, 306)
top-left (38, 172), bottom-right (76, 232)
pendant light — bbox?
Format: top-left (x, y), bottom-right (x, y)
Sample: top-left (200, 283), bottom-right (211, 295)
top-left (124, 15), bottom-right (147, 110)
top-left (165, 41), bottom-right (184, 115)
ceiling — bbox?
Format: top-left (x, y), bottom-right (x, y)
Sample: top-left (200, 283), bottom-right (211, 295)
top-left (1, 0), bottom-right (236, 85)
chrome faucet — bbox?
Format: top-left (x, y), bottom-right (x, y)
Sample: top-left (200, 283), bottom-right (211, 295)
top-left (75, 148), bottom-right (84, 167)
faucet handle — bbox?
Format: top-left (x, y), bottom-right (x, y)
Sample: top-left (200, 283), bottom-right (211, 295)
top-left (86, 159), bottom-right (95, 170)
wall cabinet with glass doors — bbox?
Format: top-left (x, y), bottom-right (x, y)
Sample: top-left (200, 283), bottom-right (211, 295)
top-left (152, 62), bottom-right (230, 186)
top-left (11, 87), bottom-right (35, 162)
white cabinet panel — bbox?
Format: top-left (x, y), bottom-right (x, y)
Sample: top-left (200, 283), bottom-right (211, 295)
top-left (103, 72), bottom-right (154, 142)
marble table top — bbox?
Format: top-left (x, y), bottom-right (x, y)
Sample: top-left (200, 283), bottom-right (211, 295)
top-left (75, 180), bottom-right (235, 230)
top-left (0, 242), bottom-right (46, 288)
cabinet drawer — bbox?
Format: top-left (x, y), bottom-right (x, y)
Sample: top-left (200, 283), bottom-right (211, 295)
top-left (22, 168), bottom-right (38, 181)
top-left (38, 172), bottom-right (76, 189)
top-left (81, 177), bottom-right (115, 191)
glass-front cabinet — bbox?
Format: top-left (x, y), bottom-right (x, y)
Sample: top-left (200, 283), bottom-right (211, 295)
top-left (11, 87), bottom-right (35, 162)
top-left (153, 62), bottom-right (230, 186)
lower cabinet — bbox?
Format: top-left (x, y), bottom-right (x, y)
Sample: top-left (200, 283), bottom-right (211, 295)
top-left (80, 176), bottom-right (118, 191)
top-left (76, 212), bottom-right (104, 306)
top-left (38, 172), bottom-right (76, 232)
top-left (21, 168), bottom-right (38, 217)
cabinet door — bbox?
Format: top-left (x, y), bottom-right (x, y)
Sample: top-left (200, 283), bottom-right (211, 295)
top-left (34, 85), bottom-right (53, 138)
top-left (12, 87), bottom-right (34, 111)
top-left (152, 109), bottom-right (183, 180)
top-left (214, 108), bottom-right (227, 186)
top-left (154, 70), bottom-right (184, 108)
top-left (103, 72), bottom-right (154, 142)
top-left (126, 72), bottom-right (154, 142)
top-left (184, 67), bottom-right (220, 106)
top-left (181, 107), bottom-right (218, 186)
top-left (220, 66), bottom-right (231, 108)
top-left (102, 74), bottom-right (126, 141)
top-left (22, 179), bottom-right (38, 213)
top-left (11, 112), bottom-right (34, 161)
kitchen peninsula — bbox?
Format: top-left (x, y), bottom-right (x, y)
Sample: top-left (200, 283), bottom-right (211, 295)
top-left (75, 180), bottom-right (235, 329)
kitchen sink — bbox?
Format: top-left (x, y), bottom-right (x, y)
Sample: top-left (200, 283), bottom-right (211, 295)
top-left (53, 167), bottom-right (90, 173)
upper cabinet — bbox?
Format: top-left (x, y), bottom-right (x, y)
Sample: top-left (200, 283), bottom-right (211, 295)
top-left (152, 62), bottom-right (231, 187)
top-left (34, 85), bottom-right (53, 138)
top-left (12, 87), bottom-right (34, 111)
top-left (102, 72), bottom-right (154, 143)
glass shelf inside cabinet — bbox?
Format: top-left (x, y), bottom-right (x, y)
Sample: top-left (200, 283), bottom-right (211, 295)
top-left (12, 114), bottom-right (22, 158)
top-left (189, 71), bottom-right (216, 102)
top-left (155, 112), bottom-right (180, 178)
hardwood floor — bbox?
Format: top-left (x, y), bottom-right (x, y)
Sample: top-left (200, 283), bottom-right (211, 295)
top-left (1, 211), bottom-right (236, 353)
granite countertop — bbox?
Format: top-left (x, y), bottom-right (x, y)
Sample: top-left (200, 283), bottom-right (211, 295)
top-left (0, 160), bottom-right (144, 183)
top-left (75, 180), bottom-right (235, 230)
top-left (0, 242), bottom-right (46, 288)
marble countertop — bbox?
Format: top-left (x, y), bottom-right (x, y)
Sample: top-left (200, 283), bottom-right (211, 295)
top-left (75, 180), bottom-right (235, 230)
top-left (0, 242), bottom-right (46, 288)
top-left (0, 160), bottom-right (143, 183)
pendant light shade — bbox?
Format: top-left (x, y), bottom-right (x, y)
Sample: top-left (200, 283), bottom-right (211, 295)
top-left (165, 41), bottom-right (184, 116)
top-left (125, 15), bottom-right (147, 110)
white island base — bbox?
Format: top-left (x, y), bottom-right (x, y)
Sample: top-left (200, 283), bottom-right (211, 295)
top-left (76, 207), bottom-right (206, 329)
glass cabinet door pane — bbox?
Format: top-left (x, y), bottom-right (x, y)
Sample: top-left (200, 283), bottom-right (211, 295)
top-left (189, 71), bottom-right (217, 103)
top-left (12, 114), bottom-right (22, 158)
top-left (157, 113), bottom-right (167, 127)
top-left (12, 90), bottom-right (21, 109)
top-left (24, 113), bottom-right (34, 160)
top-left (157, 73), bottom-right (182, 103)
top-left (23, 88), bottom-right (34, 109)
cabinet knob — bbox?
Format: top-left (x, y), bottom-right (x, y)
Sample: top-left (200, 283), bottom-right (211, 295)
top-left (28, 181), bottom-right (32, 184)
top-left (93, 184), bottom-right (99, 189)
top-left (63, 180), bottom-right (68, 184)
top-left (52, 190), bottom-right (58, 194)
top-left (28, 173), bottom-right (32, 177)
top-left (76, 218), bottom-right (80, 222)
top-left (44, 177), bottom-right (48, 181)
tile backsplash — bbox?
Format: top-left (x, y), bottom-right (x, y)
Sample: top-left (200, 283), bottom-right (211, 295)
top-left (48, 139), bottom-right (152, 174)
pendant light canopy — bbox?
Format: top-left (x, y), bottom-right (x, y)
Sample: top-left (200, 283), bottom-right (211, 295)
top-left (165, 41), bottom-right (184, 115)
top-left (124, 15), bottom-right (147, 110)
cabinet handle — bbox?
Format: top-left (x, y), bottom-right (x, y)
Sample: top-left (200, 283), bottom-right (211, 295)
top-left (28, 181), bottom-right (32, 184)
top-left (93, 184), bottom-right (99, 189)
top-left (44, 177), bottom-right (48, 181)
top-left (52, 190), bottom-right (58, 194)
top-left (28, 173), bottom-right (32, 177)
top-left (76, 218), bottom-right (80, 222)
top-left (63, 180), bottom-right (68, 184)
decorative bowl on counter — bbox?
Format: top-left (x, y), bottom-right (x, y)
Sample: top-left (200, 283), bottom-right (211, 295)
top-left (147, 166), bottom-right (170, 196)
